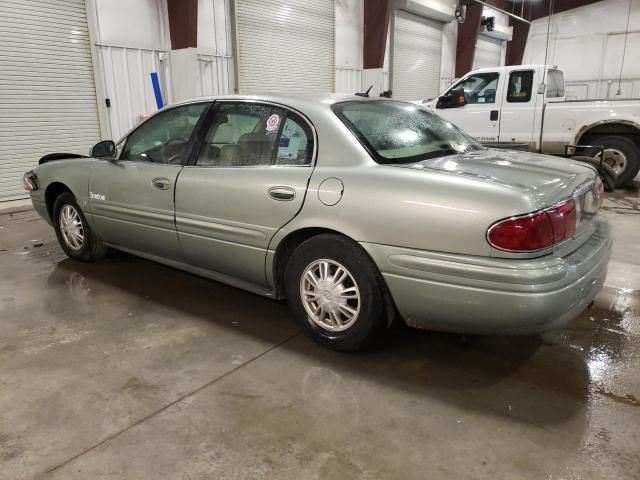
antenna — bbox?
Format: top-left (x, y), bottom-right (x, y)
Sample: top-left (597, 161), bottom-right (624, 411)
top-left (616, 0), bottom-right (633, 96)
top-left (355, 85), bottom-right (373, 98)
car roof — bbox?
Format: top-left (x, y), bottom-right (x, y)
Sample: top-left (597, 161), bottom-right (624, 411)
top-left (171, 92), bottom-right (395, 115)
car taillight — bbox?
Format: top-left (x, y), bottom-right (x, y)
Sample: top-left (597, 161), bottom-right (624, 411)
top-left (488, 198), bottom-right (577, 252)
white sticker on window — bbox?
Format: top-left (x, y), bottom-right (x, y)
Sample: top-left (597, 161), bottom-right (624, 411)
top-left (266, 114), bottom-right (281, 132)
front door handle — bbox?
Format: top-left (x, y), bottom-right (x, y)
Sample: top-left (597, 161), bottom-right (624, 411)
top-left (268, 186), bottom-right (295, 201)
top-left (490, 110), bottom-right (499, 121)
top-left (151, 177), bottom-right (171, 190)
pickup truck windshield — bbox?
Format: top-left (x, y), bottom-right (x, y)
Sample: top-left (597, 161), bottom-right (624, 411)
top-left (333, 100), bottom-right (482, 165)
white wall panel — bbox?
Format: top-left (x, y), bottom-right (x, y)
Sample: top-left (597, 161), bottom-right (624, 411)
top-left (196, 53), bottom-right (235, 97)
top-left (94, 0), bottom-right (169, 49)
top-left (335, 0), bottom-right (363, 93)
top-left (236, 0), bottom-right (335, 93)
top-left (335, 68), bottom-right (362, 93)
top-left (0, 0), bottom-right (101, 201)
top-left (523, 0), bottom-right (640, 100)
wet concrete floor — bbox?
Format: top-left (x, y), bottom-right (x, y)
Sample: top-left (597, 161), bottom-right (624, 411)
top-left (0, 189), bottom-right (639, 479)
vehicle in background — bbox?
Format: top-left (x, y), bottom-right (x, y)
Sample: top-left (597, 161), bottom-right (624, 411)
top-left (24, 95), bottom-right (610, 352)
top-left (419, 65), bottom-right (640, 187)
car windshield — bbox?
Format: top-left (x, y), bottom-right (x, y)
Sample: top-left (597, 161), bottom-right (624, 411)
top-left (332, 100), bottom-right (482, 164)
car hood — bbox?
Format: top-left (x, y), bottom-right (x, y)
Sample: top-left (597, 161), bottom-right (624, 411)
top-left (389, 148), bottom-right (597, 210)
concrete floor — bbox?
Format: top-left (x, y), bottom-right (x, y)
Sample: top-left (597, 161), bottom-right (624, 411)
top-left (0, 190), bottom-right (639, 480)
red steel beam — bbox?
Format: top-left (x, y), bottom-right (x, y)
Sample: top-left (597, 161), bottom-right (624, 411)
top-left (167, 0), bottom-right (198, 49)
top-left (363, 0), bottom-right (391, 69)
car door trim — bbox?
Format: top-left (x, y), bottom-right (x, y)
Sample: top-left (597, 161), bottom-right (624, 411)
top-left (103, 242), bottom-right (276, 298)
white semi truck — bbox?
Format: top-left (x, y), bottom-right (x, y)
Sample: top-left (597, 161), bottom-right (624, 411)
top-left (420, 65), bottom-right (640, 186)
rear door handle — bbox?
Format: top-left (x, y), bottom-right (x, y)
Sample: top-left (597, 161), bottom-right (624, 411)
top-left (268, 186), bottom-right (295, 201)
top-left (490, 110), bottom-right (499, 121)
top-left (151, 177), bottom-right (171, 190)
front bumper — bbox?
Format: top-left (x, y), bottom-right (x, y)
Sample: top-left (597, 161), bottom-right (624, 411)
top-left (362, 215), bottom-right (611, 335)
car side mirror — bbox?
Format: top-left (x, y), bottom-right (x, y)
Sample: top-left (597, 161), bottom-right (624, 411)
top-left (436, 88), bottom-right (466, 109)
top-left (90, 140), bottom-right (116, 159)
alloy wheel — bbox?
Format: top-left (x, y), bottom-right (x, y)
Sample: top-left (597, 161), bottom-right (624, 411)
top-left (300, 259), bottom-right (361, 332)
top-left (59, 204), bottom-right (84, 251)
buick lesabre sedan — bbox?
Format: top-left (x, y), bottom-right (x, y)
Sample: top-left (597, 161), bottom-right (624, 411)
top-left (24, 94), bottom-right (611, 351)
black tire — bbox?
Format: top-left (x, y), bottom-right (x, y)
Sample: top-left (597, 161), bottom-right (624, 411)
top-left (53, 192), bottom-right (108, 262)
top-left (585, 135), bottom-right (640, 187)
top-left (570, 156), bottom-right (617, 192)
top-left (284, 234), bottom-right (393, 352)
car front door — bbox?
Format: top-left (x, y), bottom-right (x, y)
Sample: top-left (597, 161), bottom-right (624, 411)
top-left (88, 102), bottom-right (209, 259)
top-left (434, 71), bottom-right (503, 143)
top-left (175, 101), bottom-right (315, 286)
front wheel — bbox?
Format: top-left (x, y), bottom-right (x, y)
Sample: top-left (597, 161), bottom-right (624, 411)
top-left (284, 234), bottom-right (393, 352)
top-left (53, 192), bottom-right (108, 261)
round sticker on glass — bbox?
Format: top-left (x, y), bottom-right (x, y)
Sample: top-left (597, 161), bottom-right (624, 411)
top-left (266, 114), bottom-right (281, 132)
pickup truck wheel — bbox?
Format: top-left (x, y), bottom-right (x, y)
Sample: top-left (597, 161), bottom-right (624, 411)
top-left (284, 234), bottom-right (392, 352)
top-left (586, 135), bottom-right (640, 187)
top-left (53, 192), bottom-right (108, 262)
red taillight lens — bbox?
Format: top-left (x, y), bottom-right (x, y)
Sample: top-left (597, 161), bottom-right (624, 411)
top-left (488, 199), bottom-right (577, 252)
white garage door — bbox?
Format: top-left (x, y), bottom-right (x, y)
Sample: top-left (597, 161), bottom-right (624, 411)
top-left (0, 0), bottom-right (101, 202)
top-left (472, 35), bottom-right (503, 70)
top-left (392, 10), bottom-right (443, 101)
top-left (235, 0), bottom-right (335, 93)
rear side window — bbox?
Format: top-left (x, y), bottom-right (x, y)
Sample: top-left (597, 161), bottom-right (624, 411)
top-left (547, 69), bottom-right (565, 98)
top-left (507, 71), bottom-right (534, 103)
top-left (332, 101), bottom-right (481, 165)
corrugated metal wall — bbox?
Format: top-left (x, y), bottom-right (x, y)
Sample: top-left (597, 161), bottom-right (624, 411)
top-left (94, 45), bottom-right (172, 141)
top-left (0, 0), bottom-right (101, 201)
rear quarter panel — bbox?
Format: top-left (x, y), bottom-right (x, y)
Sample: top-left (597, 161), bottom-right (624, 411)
top-left (542, 100), bottom-right (640, 154)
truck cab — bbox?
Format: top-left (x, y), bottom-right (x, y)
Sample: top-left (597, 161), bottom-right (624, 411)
top-left (422, 65), bottom-right (640, 186)
top-left (422, 65), bottom-right (564, 149)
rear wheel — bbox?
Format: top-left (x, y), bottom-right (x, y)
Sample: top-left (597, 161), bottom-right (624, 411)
top-left (284, 234), bottom-right (392, 352)
top-left (53, 192), bottom-right (108, 261)
top-left (586, 135), bottom-right (640, 187)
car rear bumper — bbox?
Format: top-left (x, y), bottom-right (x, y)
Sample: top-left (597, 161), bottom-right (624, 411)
top-left (361, 215), bottom-right (611, 335)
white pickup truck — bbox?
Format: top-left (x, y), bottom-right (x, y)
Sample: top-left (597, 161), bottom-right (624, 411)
top-left (421, 64), bottom-right (640, 186)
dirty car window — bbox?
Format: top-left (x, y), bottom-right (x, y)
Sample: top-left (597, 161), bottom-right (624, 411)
top-left (332, 101), bottom-right (481, 164)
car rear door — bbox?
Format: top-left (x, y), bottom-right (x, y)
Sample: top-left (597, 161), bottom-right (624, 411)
top-left (175, 101), bottom-right (315, 286)
top-left (88, 102), bottom-right (209, 260)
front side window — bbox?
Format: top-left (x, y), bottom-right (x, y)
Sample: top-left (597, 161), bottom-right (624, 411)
top-left (546, 69), bottom-right (565, 98)
top-left (507, 71), bottom-right (534, 103)
top-left (121, 103), bottom-right (207, 164)
top-left (333, 101), bottom-right (482, 165)
top-left (451, 72), bottom-right (499, 104)
top-left (197, 103), bottom-right (283, 167)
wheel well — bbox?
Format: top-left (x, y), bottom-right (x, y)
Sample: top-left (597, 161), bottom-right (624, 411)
top-left (578, 123), bottom-right (640, 146)
top-left (272, 227), bottom-right (352, 299)
top-left (45, 182), bottom-right (72, 221)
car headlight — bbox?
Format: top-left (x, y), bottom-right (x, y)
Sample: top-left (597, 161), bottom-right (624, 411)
top-left (23, 171), bottom-right (38, 191)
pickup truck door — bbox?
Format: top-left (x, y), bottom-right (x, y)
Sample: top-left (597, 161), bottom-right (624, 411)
top-left (88, 103), bottom-right (209, 260)
top-left (433, 71), bottom-right (503, 143)
top-left (498, 69), bottom-right (539, 144)
top-left (175, 101), bottom-right (314, 287)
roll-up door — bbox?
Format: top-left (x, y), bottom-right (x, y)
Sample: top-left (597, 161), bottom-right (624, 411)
top-left (392, 10), bottom-right (443, 101)
top-left (0, 0), bottom-right (101, 202)
top-left (472, 35), bottom-right (503, 70)
top-left (235, 0), bottom-right (335, 93)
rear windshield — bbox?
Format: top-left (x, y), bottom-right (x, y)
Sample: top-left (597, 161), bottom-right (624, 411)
top-left (332, 100), bottom-right (482, 164)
